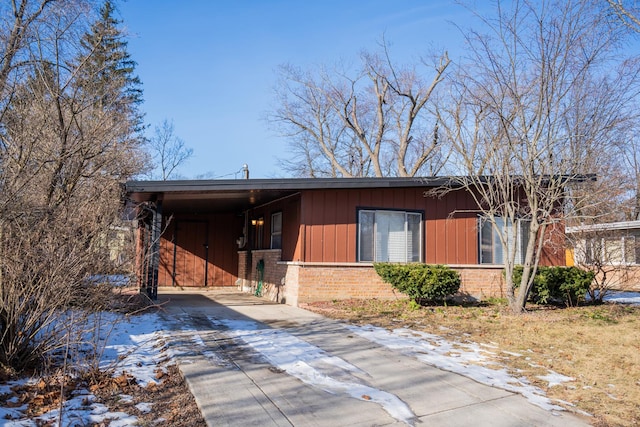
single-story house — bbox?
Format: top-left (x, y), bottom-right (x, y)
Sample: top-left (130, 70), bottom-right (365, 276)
top-left (566, 220), bottom-right (640, 291)
top-left (125, 177), bottom-right (565, 305)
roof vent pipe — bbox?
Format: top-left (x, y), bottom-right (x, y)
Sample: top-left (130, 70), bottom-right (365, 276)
top-left (242, 164), bottom-right (249, 179)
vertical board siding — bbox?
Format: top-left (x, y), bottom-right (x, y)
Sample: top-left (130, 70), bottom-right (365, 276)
top-left (335, 191), bottom-right (350, 261)
top-left (158, 213), bottom-right (241, 287)
top-left (540, 221), bottom-right (566, 266)
top-left (299, 187), bottom-right (479, 264)
top-left (247, 194), bottom-right (302, 262)
top-left (323, 191), bottom-right (337, 262)
top-left (283, 197), bottom-right (301, 261)
top-left (175, 221), bottom-right (207, 286)
top-left (309, 191), bottom-right (325, 262)
top-left (158, 219), bottom-right (175, 286)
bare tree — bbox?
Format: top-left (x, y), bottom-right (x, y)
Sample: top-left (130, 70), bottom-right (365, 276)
top-left (436, 0), bottom-right (638, 313)
top-left (621, 135), bottom-right (640, 220)
top-left (0, 0), bottom-right (54, 97)
top-left (0, 0), bottom-right (146, 372)
top-left (603, 1), bottom-right (640, 222)
top-left (271, 45), bottom-right (451, 177)
top-left (147, 119), bottom-right (193, 180)
top-left (607, 0), bottom-right (640, 31)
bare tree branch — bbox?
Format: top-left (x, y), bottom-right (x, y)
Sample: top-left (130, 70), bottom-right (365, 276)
top-left (147, 119), bottom-right (193, 180)
top-left (270, 43), bottom-right (450, 177)
top-left (437, 0), bottom-right (637, 313)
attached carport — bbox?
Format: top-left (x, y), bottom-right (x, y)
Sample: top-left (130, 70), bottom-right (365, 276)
top-left (125, 179), bottom-right (304, 299)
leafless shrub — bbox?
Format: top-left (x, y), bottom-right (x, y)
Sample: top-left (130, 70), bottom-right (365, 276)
top-left (0, 0), bottom-right (146, 373)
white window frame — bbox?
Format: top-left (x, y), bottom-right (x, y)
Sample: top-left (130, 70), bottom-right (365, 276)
top-left (357, 209), bottom-right (423, 263)
top-left (479, 216), bottom-right (530, 265)
top-left (270, 212), bottom-right (282, 249)
top-left (583, 235), bottom-right (637, 265)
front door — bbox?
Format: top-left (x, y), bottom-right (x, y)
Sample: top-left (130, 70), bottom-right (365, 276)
top-left (173, 220), bottom-right (209, 286)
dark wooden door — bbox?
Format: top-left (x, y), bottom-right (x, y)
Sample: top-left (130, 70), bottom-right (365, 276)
top-left (173, 221), bottom-right (208, 286)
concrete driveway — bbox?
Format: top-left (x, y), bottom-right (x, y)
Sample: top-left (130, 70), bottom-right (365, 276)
top-left (157, 288), bottom-right (590, 427)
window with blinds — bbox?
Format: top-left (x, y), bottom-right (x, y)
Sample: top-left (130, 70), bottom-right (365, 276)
top-left (479, 216), bottom-right (531, 264)
top-left (358, 210), bottom-right (423, 262)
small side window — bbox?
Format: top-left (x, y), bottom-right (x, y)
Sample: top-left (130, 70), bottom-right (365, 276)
top-left (271, 212), bottom-right (282, 249)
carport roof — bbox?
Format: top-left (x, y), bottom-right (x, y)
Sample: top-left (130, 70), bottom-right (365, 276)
top-left (125, 177), bottom-right (455, 214)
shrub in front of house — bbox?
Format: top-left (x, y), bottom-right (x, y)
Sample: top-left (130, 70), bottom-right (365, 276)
top-left (512, 265), bottom-right (594, 307)
top-left (374, 263), bottom-right (461, 304)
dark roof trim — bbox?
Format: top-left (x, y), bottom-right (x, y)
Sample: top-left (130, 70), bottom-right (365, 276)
top-left (125, 177), bottom-right (453, 194)
top-left (125, 174), bottom-right (596, 195)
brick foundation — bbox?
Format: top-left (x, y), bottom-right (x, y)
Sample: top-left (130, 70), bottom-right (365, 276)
top-left (293, 263), bottom-right (399, 304)
top-left (238, 251), bottom-right (509, 306)
top-left (450, 265), bottom-right (505, 300)
top-left (594, 266), bottom-right (640, 292)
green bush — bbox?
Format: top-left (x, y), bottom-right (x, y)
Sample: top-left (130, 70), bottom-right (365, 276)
top-left (374, 263), bottom-right (461, 304)
top-left (512, 266), bottom-right (594, 306)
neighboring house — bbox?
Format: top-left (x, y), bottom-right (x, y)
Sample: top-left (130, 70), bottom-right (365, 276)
top-left (125, 177), bottom-right (565, 305)
top-left (566, 220), bottom-right (640, 291)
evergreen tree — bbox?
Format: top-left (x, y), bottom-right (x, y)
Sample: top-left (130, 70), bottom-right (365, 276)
top-left (77, 0), bottom-right (143, 129)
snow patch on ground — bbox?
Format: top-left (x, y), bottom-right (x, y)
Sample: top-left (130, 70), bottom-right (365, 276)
top-left (344, 324), bottom-right (568, 412)
top-left (1, 312), bottom-right (168, 426)
top-left (603, 291), bottom-right (640, 305)
top-left (537, 371), bottom-right (575, 387)
top-left (99, 313), bottom-right (169, 388)
top-left (216, 318), bottom-right (417, 426)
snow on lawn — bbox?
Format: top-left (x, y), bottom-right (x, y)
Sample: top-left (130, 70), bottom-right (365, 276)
top-left (344, 324), bottom-right (570, 412)
top-left (603, 290), bottom-right (640, 305)
top-left (0, 312), bottom-right (168, 427)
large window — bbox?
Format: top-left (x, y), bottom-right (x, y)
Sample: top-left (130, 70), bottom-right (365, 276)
top-left (479, 217), bottom-right (530, 264)
top-left (584, 236), bottom-right (637, 265)
top-left (271, 212), bottom-right (282, 249)
top-left (358, 209), bottom-right (422, 262)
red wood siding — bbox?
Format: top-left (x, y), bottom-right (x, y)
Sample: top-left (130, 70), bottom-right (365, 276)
top-left (540, 221), bottom-right (566, 266)
top-left (174, 220), bottom-right (207, 286)
top-left (299, 188), bottom-right (479, 264)
top-left (158, 213), bottom-right (242, 287)
top-left (248, 194), bottom-right (301, 261)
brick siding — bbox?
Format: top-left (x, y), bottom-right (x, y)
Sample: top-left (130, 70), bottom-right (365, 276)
top-left (450, 265), bottom-right (506, 300)
top-left (238, 251), bottom-right (509, 305)
top-left (237, 250), bottom-right (289, 303)
top-left (594, 265), bottom-right (640, 292)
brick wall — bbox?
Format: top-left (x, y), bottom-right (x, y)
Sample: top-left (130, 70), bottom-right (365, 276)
top-left (237, 251), bottom-right (248, 289)
top-left (294, 263), bottom-right (399, 304)
top-left (594, 266), bottom-right (640, 292)
top-left (450, 265), bottom-right (505, 300)
top-left (237, 250), bottom-right (289, 302)
top-left (238, 253), bottom-right (510, 306)
top-left (281, 263), bottom-right (507, 305)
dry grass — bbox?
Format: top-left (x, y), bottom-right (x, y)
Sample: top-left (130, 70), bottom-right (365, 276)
top-left (302, 299), bottom-right (640, 427)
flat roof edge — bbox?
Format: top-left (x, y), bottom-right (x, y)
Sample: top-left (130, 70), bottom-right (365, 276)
top-left (125, 177), bottom-right (456, 194)
top-left (566, 220), bottom-right (640, 233)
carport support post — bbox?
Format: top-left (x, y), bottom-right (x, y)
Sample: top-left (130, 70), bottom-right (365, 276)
top-left (146, 200), bottom-right (162, 300)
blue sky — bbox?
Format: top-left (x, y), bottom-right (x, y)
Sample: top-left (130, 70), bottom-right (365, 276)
top-left (118, 1), bottom-right (473, 179)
